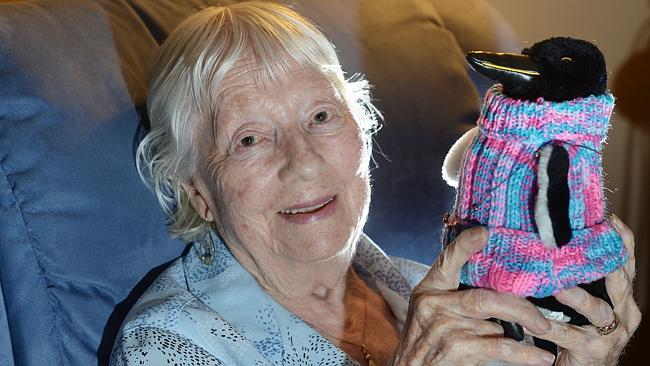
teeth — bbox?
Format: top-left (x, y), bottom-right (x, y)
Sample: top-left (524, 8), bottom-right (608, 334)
top-left (280, 197), bottom-right (333, 214)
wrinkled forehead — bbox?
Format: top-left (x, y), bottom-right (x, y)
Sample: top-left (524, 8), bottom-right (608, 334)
top-left (216, 52), bottom-right (344, 106)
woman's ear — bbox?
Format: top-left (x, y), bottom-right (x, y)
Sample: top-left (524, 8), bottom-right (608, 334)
top-left (182, 179), bottom-right (214, 222)
top-left (442, 126), bottom-right (479, 188)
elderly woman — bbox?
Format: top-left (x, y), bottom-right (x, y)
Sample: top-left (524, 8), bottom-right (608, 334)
top-left (111, 2), bottom-right (640, 365)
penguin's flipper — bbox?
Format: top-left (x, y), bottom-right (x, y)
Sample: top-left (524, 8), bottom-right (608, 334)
top-left (442, 127), bottom-right (479, 188)
top-left (466, 51), bottom-right (540, 91)
top-left (535, 144), bottom-right (572, 248)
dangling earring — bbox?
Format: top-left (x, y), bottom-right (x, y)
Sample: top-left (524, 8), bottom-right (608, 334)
top-left (200, 215), bottom-right (215, 266)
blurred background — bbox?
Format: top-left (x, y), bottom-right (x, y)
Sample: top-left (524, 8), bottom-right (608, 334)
top-left (488, 0), bottom-right (650, 363)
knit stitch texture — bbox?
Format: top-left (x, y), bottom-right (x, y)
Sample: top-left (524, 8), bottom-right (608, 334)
top-left (445, 85), bottom-right (627, 298)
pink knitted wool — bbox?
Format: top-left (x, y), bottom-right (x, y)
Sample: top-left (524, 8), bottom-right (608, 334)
top-left (445, 86), bottom-right (627, 298)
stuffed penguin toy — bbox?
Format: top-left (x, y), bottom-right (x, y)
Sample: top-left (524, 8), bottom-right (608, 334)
top-left (441, 37), bottom-right (628, 357)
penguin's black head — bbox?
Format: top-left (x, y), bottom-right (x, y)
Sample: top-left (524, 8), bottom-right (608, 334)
top-left (467, 37), bottom-right (607, 102)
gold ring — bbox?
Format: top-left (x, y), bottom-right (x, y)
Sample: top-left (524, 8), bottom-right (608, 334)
top-left (596, 314), bottom-right (619, 336)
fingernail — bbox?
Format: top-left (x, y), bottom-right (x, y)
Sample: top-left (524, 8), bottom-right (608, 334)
top-left (554, 289), bottom-right (568, 301)
top-left (469, 227), bottom-right (486, 242)
top-left (610, 214), bottom-right (622, 230)
top-left (536, 317), bottom-right (551, 334)
top-left (540, 352), bottom-right (555, 365)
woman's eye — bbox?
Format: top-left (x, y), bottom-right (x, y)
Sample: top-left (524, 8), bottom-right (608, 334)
top-left (240, 135), bottom-right (259, 147)
top-left (313, 110), bottom-right (330, 123)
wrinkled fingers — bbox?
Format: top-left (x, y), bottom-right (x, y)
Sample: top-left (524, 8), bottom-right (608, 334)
top-left (535, 321), bottom-right (603, 355)
top-left (605, 269), bottom-right (642, 334)
top-left (427, 288), bottom-right (551, 335)
top-left (423, 227), bottom-right (488, 291)
top-left (424, 331), bottom-right (555, 365)
top-left (395, 317), bottom-right (503, 365)
top-left (554, 287), bottom-right (616, 330)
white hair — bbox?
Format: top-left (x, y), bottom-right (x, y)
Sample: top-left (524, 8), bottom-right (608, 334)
top-left (136, 1), bottom-right (380, 243)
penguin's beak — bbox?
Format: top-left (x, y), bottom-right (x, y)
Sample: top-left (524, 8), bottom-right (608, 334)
top-left (466, 51), bottom-right (540, 85)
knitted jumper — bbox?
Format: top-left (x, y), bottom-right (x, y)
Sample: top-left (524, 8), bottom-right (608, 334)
top-left (444, 85), bottom-right (627, 298)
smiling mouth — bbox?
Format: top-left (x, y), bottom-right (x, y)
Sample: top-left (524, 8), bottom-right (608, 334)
top-left (278, 196), bottom-right (335, 215)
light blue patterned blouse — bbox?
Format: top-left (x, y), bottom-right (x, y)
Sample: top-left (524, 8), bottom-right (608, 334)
top-left (110, 232), bottom-right (429, 365)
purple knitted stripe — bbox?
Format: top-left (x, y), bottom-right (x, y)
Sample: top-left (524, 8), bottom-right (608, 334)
top-left (478, 86), bottom-right (615, 145)
top-left (567, 143), bottom-right (606, 228)
top-left (459, 135), bottom-right (539, 229)
top-left (460, 222), bottom-right (627, 297)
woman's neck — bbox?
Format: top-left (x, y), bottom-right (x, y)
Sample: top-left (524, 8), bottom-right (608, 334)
top-left (285, 267), bottom-right (367, 337)
top-left (227, 240), bottom-right (355, 305)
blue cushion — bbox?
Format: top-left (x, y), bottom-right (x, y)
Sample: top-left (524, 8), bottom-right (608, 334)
top-left (0, 1), bottom-right (184, 364)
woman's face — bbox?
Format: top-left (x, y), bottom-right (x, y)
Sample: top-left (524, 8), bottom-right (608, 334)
top-left (191, 59), bottom-right (370, 265)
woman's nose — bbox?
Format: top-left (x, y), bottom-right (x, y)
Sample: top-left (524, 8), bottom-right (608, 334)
top-left (277, 134), bottom-right (324, 183)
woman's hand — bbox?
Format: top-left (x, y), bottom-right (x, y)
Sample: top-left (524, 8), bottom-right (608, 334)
top-left (533, 215), bottom-right (642, 366)
top-left (392, 227), bottom-right (556, 365)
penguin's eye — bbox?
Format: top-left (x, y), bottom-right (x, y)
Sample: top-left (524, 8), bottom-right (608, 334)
top-left (561, 57), bottom-right (573, 63)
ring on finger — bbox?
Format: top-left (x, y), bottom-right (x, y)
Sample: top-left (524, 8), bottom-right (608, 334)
top-left (596, 314), bottom-right (619, 336)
